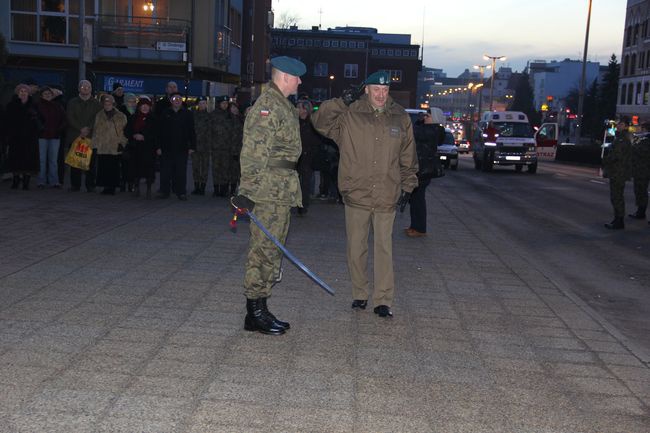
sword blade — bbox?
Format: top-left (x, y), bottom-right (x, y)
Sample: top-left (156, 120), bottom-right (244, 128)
top-left (246, 210), bottom-right (335, 296)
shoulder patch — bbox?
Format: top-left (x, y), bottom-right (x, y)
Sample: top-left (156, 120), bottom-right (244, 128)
top-left (260, 109), bottom-right (270, 117)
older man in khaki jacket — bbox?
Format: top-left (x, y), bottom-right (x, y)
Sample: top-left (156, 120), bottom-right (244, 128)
top-left (312, 71), bottom-right (418, 318)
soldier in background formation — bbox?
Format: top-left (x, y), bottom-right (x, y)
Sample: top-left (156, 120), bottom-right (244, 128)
top-left (191, 97), bottom-right (212, 196)
top-left (603, 117), bottom-right (633, 230)
top-left (211, 95), bottom-right (233, 197)
top-left (629, 121), bottom-right (650, 224)
top-left (227, 102), bottom-right (244, 195)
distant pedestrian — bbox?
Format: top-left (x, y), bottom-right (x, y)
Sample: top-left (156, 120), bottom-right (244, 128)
top-left (112, 82), bottom-right (125, 107)
top-left (154, 81), bottom-right (178, 117)
top-left (629, 121), bottom-right (650, 223)
top-left (156, 92), bottom-right (196, 200)
top-left (233, 55), bottom-right (306, 335)
top-left (125, 97), bottom-right (157, 198)
top-left (66, 80), bottom-right (102, 192)
top-left (406, 108), bottom-right (445, 237)
top-left (603, 118), bottom-right (633, 230)
top-left (35, 86), bottom-right (66, 188)
top-left (118, 93), bottom-right (137, 192)
top-left (296, 99), bottom-right (319, 215)
top-left (92, 94), bottom-right (128, 195)
top-left (312, 71), bottom-right (418, 318)
top-left (6, 83), bottom-right (41, 190)
top-left (191, 97), bottom-right (211, 196)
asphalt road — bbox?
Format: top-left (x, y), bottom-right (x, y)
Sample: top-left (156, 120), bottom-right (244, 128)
top-left (437, 155), bottom-right (650, 360)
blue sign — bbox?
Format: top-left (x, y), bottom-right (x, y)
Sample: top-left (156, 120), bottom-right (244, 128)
top-left (100, 74), bottom-right (203, 96)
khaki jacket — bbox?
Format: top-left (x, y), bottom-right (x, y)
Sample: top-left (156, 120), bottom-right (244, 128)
top-left (239, 82), bottom-right (302, 206)
top-left (312, 95), bottom-right (418, 211)
top-left (92, 110), bottom-right (128, 155)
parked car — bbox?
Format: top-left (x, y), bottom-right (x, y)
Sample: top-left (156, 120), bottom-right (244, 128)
top-left (438, 130), bottom-right (459, 170)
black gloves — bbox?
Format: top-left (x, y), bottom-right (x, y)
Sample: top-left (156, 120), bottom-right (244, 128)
top-left (342, 84), bottom-right (364, 106)
top-left (397, 191), bottom-right (411, 213)
top-left (231, 194), bottom-right (255, 212)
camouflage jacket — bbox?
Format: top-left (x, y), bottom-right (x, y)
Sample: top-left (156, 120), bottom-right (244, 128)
top-left (211, 108), bottom-right (232, 152)
top-left (193, 109), bottom-right (213, 152)
top-left (603, 134), bottom-right (633, 181)
top-left (238, 82), bottom-right (302, 207)
top-left (631, 134), bottom-right (650, 178)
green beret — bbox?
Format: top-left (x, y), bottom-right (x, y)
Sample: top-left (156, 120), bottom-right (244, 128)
top-left (364, 71), bottom-right (391, 86)
top-left (270, 56), bottom-right (306, 77)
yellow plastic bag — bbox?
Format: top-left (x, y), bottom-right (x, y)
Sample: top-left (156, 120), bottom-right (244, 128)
top-left (65, 137), bottom-right (93, 171)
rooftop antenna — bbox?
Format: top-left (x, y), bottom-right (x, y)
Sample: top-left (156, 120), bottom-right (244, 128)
top-left (420, 4), bottom-right (425, 62)
top-left (318, 7), bottom-right (323, 29)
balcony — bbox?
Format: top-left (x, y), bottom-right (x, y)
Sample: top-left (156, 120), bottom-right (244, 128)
top-left (94, 14), bottom-right (190, 63)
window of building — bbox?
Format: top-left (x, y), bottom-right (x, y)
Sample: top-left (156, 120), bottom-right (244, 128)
top-left (636, 82), bottom-right (642, 104)
top-left (323, 40), bottom-right (330, 48)
top-left (633, 24), bottom-right (639, 45)
top-left (11, 0), bottom-right (37, 11)
top-left (371, 48), bottom-right (378, 55)
top-left (340, 41), bottom-right (347, 48)
top-left (647, 50), bottom-right (650, 68)
top-left (42, 0), bottom-right (65, 12)
top-left (410, 49), bottom-right (418, 57)
top-left (641, 52), bottom-right (646, 70)
top-left (389, 69), bottom-right (402, 83)
top-left (625, 26), bottom-right (631, 47)
top-left (395, 48), bottom-right (402, 57)
top-left (379, 48), bottom-right (386, 55)
top-left (624, 55), bottom-right (629, 76)
top-left (313, 87), bottom-right (328, 101)
top-left (297, 38), bottom-right (304, 46)
top-left (644, 82), bottom-right (649, 105)
top-left (631, 54), bottom-right (637, 75)
top-left (314, 62), bottom-right (328, 77)
top-left (344, 63), bottom-right (358, 79)
top-left (387, 49), bottom-right (394, 56)
top-left (627, 82), bottom-right (634, 105)
top-left (11, 13), bottom-right (37, 41)
top-left (230, 7), bottom-right (242, 47)
top-left (348, 41), bottom-right (356, 48)
top-left (643, 20), bottom-right (648, 39)
top-left (357, 42), bottom-right (364, 49)
top-left (272, 36), bottom-right (278, 45)
top-left (306, 39), bottom-right (313, 47)
top-left (331, 40), bottom-right (339, 48)
top-left (314, 39), bottom-right (321, 47)
top-left (288, 38), bottom-right (295, 46)
top-left (620, 84), bottom-right (627, 104)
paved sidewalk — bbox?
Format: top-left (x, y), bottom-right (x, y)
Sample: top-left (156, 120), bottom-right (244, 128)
top-left (0, 185), bottom-right (649, 433)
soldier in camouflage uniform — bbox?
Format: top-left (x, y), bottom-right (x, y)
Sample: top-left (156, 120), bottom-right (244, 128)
top-left (211, 95), bottom-right (232, 197)
top-left (629, 121), bottom-right (650, 222)
top-left (227, 102), bottom-right (244, 195)
top-left (603, 118), bottom-right (633, 229)
top-left (232, 56), bottom-right (306, 335)
top-left (191, 97), bottom-right (212, 195)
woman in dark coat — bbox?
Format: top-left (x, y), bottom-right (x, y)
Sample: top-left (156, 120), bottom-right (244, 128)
top-left (6, 83), bottom-right (40, 190)
top-left (406, 110), bottom-right (445, 237)
top-left (125, 97), bottom-right (157, 198)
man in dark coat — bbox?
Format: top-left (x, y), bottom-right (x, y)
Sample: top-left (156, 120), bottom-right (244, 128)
top-left (6, 83), bottom-right (41, 189)
top-left (156, 92), bottom-right (196, 200)
top-left (629, 122), bottom-right (650, 222)
top-left (154, 81), bottom-right (178, 117)
top-left (603, 118), bottom-right (633, 230)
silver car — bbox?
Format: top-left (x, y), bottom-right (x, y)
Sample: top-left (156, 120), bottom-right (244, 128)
top-left (438, 130), bottom-right (459, 170)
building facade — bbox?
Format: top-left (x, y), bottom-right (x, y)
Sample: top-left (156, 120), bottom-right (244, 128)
top-left (618, 0), bottom-right (650, 122)
top-left (1, 0), bottom-right (271, 99)
top-left (530, 59), bottom-right (602, 113)
top-left (270, 26), bottom-right (421, 108)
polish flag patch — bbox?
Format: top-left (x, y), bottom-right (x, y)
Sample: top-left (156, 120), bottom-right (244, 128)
top-left (260, 109), bottom-right (270, 117)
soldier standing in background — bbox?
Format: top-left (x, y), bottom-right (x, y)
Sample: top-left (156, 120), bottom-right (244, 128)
top-left (211, 95), bottom-right (232, 197)
top-left (191, 97), bottom-right (212, 196)
top-left (603, 118), bottom-right (633, 230)
top-left (629, 121), bottom-right (650, 223)
top-left (227, 102), bottom-right (244, 195)
top-left (232, 56), bottom-right (306, 335)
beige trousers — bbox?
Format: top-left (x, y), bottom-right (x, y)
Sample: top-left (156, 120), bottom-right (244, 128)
top-left (344, 205), bottom-right (396, 307)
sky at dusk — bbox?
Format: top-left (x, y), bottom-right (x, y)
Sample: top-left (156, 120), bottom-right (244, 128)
top-left (272, 0), bottom-right (627, 77)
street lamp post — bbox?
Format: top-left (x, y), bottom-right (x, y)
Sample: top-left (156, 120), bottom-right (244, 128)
top-left (484, 54), bottom-right (506, 111)
top-left (473, 64), bottom-right (490, 118)
top-left (575, 0), bottom-right (593, 144)
top-left (328, 74), bottom-right (335, 99)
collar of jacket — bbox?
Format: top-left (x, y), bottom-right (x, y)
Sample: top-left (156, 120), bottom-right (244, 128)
top-left (268, 82), bottom-right (296, 110)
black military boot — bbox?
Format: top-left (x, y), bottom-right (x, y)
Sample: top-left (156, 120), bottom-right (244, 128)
top-left (604, 217), bottom-right (624, 230)
top-left (191, 182), bottom-right (201, 195)
top-left (628, 209), bottom-right (647, 219)
top-left (244, 298), bottom-right (285, 335)
top-left (260, 297), bottom-right (290, 330)
top-left (11, 175), bottom-right (20, 189)
top-left (199, 183), bottom-right (206, 196)
top-left (22, 175), bottom-right (31, 190)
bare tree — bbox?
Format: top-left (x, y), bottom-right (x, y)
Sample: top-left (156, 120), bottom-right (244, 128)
top-left (276, 11), bottom-right (300, 29)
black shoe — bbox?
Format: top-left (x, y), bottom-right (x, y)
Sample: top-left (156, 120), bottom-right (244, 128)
top-left (604, 217), bottom-right (624, 230)
top-left (628, 211), bottom-right (647, 219)
top-left (373, 305), bottom-right (393, 317)
top-left (260, 297), bottom-right (290, 330)
top-left (177, 194), bottom-right (188, 201)
top-left (351, 300), bottom-right (367, 310)
top-left (244, 298), bottom-right (285, 335)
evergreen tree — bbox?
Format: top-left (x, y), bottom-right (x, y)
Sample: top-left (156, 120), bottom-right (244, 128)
top-left (598, 54), bottom-right (620, 121)
top-left (510, 71), bottom-right (541, 125)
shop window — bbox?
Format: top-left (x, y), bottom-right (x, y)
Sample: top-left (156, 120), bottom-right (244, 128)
top-left (11, 13), bottom-right (37, 41)
top-left (69, 0), bottom-right (96, 15)
top-left (11, 0), bottom-right (36, 11)
top-left (40, 15), bottom-right (66, 43)
top-left (41, 0), bottom-right (65, 12)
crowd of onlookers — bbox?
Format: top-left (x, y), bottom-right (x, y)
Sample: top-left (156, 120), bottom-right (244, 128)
top-left (0, 79), bottom-right (340, 208)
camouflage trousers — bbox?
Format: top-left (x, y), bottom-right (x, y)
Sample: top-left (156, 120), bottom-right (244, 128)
top-left (609, 178), bottom-right (627, 217)
top-left (633, 176), bottom-right (649, 212)
top-left (243, 202), bottom-right (291, 299)
top-left (211, 150), bottom-right (233, 184)
top-left (191, 150), bottom-right (210, 184)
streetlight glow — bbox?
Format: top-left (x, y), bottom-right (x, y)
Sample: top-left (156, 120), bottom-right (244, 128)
top-left (484, 54), bottom-right (507, 111)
